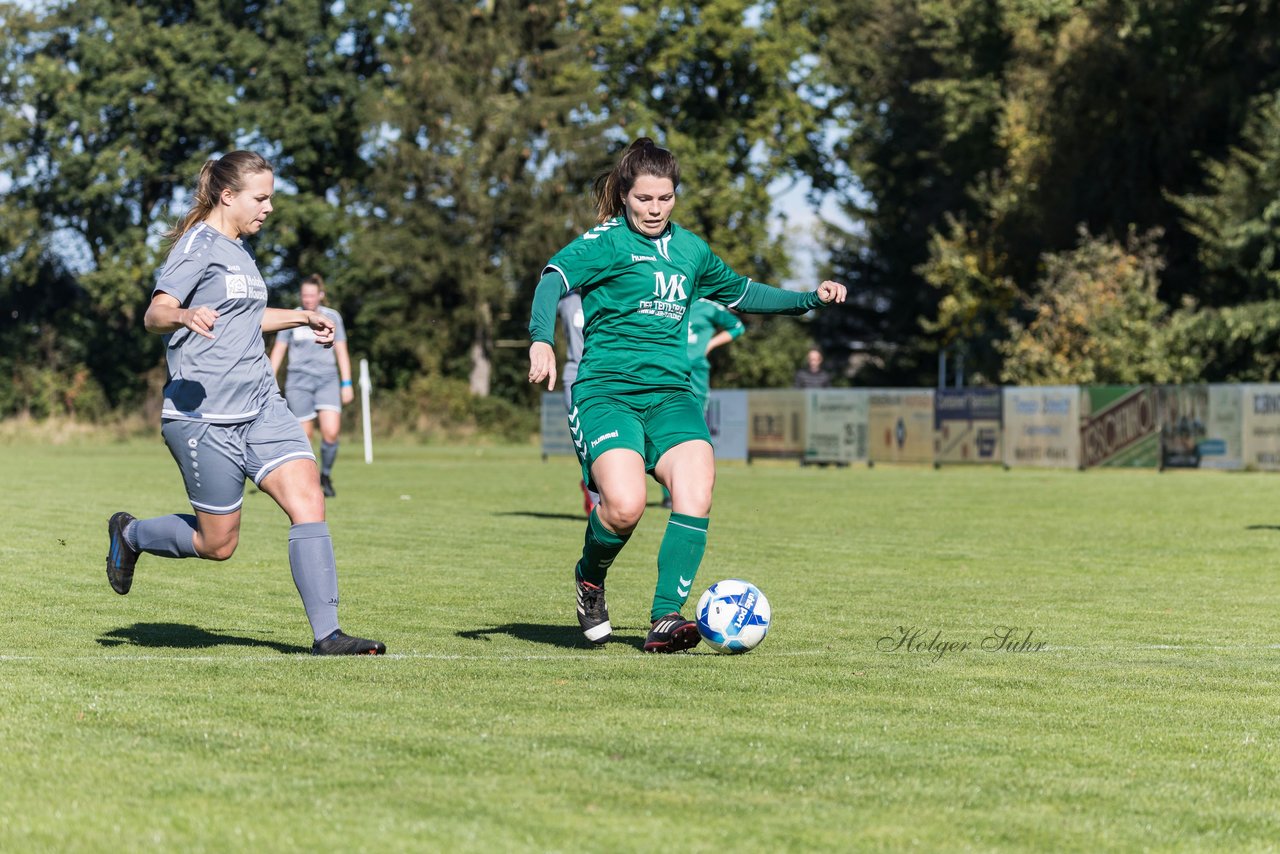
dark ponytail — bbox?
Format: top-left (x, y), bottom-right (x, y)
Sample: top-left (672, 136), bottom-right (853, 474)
top-left (592, 138), bottom-right (680, 224)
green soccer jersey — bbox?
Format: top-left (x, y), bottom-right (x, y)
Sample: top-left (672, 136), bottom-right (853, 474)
top-left (685, 298), bottom-right (745, 375)
top-left (542, 217), bottom-right (756, 398)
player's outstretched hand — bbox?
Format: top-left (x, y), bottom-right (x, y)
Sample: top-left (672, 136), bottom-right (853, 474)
top-left (816, 280), bottom-right (847, 305)
top-left (528, 341), bottom-right (557, 391)
top-left (305, 311), bottom-right (336, 348)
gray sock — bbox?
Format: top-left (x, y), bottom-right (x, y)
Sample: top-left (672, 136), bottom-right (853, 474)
top-left (129, 514), bottom-right (198, 558)
top-left (320, 441), bottom-right (338, 476)
top-left (288, 522), bottom-right (340, 641)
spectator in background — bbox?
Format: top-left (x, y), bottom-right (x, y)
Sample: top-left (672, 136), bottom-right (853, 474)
top-left (794, 347), bottom-right (832, 389)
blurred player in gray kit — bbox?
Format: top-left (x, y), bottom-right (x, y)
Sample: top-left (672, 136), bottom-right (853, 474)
top-left (559, 290), bottom-right (600, 515)
top-left (270, 274), bottom-right (354, 498)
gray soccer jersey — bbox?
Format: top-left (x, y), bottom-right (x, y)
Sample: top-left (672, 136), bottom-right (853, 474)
top-left (155, 223), bottom-right (277, 423)
top-left (283, 305), bottom-right (346, 380)
top-left (558, 291), bottom-right (585, 409)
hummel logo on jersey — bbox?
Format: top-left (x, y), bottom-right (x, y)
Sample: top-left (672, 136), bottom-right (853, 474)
top-left (631, 254), bottom-right (657, 262)
top-left (590, 430), bottom-right (619, 449)
top-left (653, 272), bottom-right (688, 302)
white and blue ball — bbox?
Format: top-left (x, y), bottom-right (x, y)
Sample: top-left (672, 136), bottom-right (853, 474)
top-left (695, 579), bottom-right (771, 654)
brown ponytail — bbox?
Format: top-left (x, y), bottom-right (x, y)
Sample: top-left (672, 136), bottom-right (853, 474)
top-left (592, 138), bottom-right (680, 224)
top-left (165, 151), bottom-right (274, 244)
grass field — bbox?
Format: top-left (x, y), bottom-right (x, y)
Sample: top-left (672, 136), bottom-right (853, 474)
top-left (3, 439), bottom-right (1280, 851)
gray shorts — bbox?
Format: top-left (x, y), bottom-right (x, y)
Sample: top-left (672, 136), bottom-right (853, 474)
top-left (161, 396), bottom-right (315, 515)
top-left (284, 372), bottom-right (341, 421)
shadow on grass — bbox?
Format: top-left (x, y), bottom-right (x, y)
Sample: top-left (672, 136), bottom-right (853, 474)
top-left (496, 501), bottom-right (668, 523)
top-left (1245, 525), bottom-right (1280, 531)
top-left (97, 622), bottom-right (306, 654)
top-left (456, 622), bottom-right (647, 652)
top-left (495, 511), bottom-right (589, 522)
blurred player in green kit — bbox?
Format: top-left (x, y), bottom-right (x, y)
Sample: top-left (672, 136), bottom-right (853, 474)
top-left (659, 298), bottom-right (744, 509)
top-left (527, 138), bottom-right (845, 652)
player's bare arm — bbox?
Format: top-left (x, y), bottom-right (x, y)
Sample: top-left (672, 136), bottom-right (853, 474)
top-left (262, 308), bottom-right (335, 347)
top-left (268, 335), bottom-right (287, 377)
top-left (334, 340), bottom-right (355, 404)
top-left (144, 292), bottom-right (219, 339)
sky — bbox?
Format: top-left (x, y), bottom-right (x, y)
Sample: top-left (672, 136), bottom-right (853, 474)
top-left (769, 176), bottom-right (859, 288)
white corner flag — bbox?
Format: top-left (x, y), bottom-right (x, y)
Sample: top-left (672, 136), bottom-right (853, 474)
top-left (359, 358), bottom-right (373, 464)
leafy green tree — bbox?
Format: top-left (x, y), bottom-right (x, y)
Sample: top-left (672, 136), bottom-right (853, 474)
top-left (714, 315), bottom-right (813, 388)
top-left (0, 0), bottom-right (387, 416)
top-left (1161, 88), bottom-right (1280, 382)
top-left (812, 0), bottom-right (1280, 384)
top-left (346, 0), bottom-right (610, 401)
top-left (1171, 91), bottom-right (1280, 307)
top-left (579, 0), bottom-right (823, 291)
top-left (999, 228), bottom-right (1169, 385)
top-left (1162, 300), bottom-right (1280, 382)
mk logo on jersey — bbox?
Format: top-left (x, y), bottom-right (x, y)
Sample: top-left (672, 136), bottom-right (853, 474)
top-left (653, 272), bottom-right (688, 302)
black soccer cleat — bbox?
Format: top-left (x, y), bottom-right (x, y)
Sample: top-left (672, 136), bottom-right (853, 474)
top-left (576, 576), bottom-right (612, 644)
top-left (320, 474), bottom-right (336, 498)
top-left (105, 511), bottom-right (140, 595)
top-left (643, 612), bottom-right (701, 653)
top-left (311, 630), bottom-right (386, 656)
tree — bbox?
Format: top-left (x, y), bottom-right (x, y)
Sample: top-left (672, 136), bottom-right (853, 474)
top-left (0, 0), bottom-right (387, 416)
top-left (347, 0), bottom-right (610, 400)
top-left (1171, 90), bottom-right (1280, 307)
top-left (999, 228), bottom-right (1169, 386)
top-left (811, 0), bottom-right (1280, 385)
top-left (579, 0), bottom-right (823, 290)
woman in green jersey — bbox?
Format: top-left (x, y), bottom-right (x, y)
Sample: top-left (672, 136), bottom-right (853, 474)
top-left (528, 138), bottom-right (845, 652)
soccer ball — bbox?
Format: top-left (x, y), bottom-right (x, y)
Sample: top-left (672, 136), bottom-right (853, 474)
top-left (695, 579), bottom-right (771, 654)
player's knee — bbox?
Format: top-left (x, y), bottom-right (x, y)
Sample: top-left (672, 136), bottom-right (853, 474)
top-left (599, 497), bottom-right (645, 533)
top-left (667, 472), bottom-right (714, 516)
top-left (676, 492), bottom-right (713, 516)
top-left (199, 535), bottom-right (239, 562)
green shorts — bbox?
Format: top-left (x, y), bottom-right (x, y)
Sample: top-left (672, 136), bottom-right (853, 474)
top-left (568, 388), bottom-right (710, 491)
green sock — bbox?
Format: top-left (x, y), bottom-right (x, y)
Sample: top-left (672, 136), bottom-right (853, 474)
top-left (651, 513), bottom-right (709, 621)
top-left (576, 508), bottom-right (629, 587)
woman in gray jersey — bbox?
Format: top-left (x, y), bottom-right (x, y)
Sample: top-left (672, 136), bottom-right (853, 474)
top-left (269, 274), bottom-right (353, 498)
top-left (558, 290), bottom-right (600, 515)
top-left (103, 151), bottom-right (384, 656)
